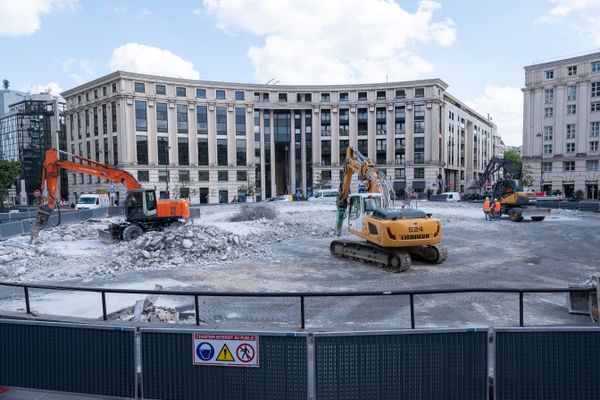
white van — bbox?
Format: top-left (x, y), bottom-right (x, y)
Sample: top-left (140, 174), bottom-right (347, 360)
top-left (308, 189), bottom-right (339, 202)
top-left (441, 192), bottom-right (461, 202)
top-left (76, 193), bottom-right (110, 210)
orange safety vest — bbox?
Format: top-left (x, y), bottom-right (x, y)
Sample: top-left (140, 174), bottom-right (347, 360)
top-left (494, 201), bottom-right (501, 212)
top-left (483, 200), bottom-right (491, 212)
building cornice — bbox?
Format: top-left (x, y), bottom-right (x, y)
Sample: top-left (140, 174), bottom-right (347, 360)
top-left (524, 51), bottom-right (600, 72)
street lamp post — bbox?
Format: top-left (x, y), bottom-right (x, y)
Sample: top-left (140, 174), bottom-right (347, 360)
top-left (164, 145), bottom-right (171, 198)
top-left (536, 132), bottom-right (543, 193)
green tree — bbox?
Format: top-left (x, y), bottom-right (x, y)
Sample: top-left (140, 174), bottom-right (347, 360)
top-left (2, 79), bottom-right (8, 90)
top-left (313, 172), bottom-right (331, 191)
top-left (0, 160), bottom-right (20, 205)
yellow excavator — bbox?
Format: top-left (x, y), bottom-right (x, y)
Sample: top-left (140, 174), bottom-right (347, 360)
top-left (331, 147), bottom-right (448, 272)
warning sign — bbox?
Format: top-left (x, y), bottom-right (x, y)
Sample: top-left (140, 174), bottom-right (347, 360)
top-left (193, 334), bottom-right (259, 367)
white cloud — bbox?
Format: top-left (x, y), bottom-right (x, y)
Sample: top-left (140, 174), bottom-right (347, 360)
top-left (192, 7), bottom-right (202, 15)
top-left (23, 81), bottom-right (63, 95)
top-left (58, 58), bottom-right (99, 83)
top-left (203, 0), bottom-right (455, 84)
top-left (466, 86), bottom-right (523, 146)
top-left (0, 0), bottom-right (78, 37)
top-left (537, 0), bottom-right (600, 45)
top-left (108, 43), bottom-right (200, 79)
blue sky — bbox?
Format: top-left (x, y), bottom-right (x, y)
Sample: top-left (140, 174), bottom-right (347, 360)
top-left (1, 0), bottom-right (599, 146)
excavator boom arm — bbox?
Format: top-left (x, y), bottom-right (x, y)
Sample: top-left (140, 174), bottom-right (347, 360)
top-left (39, 148), bottom-right (142, 209)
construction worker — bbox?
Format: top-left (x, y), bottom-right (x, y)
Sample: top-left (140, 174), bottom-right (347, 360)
top-left (493, 198), bottom-right (502, 220)
top-left (483, 197), bottom-right (491, 221)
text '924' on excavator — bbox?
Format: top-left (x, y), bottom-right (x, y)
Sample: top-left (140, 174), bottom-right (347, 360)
top-left (30, 148), bottom-right (190, 242)
top-left (330, 147), bottom-right (448, 272)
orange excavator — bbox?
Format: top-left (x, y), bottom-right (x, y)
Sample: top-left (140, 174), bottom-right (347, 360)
top-left (31, 148), bottom-right (189, 242)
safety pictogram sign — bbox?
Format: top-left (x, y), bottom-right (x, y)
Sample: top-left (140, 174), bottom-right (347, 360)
top-left (193, 334), bottom-right (259, 367)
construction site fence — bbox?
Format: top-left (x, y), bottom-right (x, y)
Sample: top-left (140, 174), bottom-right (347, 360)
top-left (0, 206), bottom-right (202, 239)
top-left (2, 319), bottom-right (600, 400)
top-left (535, 199), bottom-right (600, 212)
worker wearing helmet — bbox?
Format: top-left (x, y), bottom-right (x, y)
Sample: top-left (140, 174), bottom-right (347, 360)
top-left (493, 198), bottom-right (502, 220)
top-left (483, 197), bottom-right (491, 221)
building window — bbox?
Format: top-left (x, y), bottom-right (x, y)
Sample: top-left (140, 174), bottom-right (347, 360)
top-left (376, 91), bottom-right (386, 100)
top-left (156, 102), bottom-right (168, 133)
top-left (566, 124), bottom-right (576, 139)
top-left (178, 137), bottom-right (189, 165)
top-left (591, 141), bottom-right (599, 152)
top-left (543, 144), bottom-right (553, 154)
top-left (394, 168), bottom-right (405, 179)
top-left (217, 138), bottom-right (227, 165)
top-left (414, 104), bottom-right (425, 134)
top-left (395, 106), bottom-right (406, 134)
top-left (137, 170), bottom-right (149, 182)
top-left (320, 93), bottom-right (330, 102)
top-left (593, 61), bottom-right (600, 73)
top-left (197, 138), bottom-right (208, 165)
top-left (414, 168), bottom-right (425, 179)
top-left (296, 93), bottom-right (312, 102)
top-left (414, 88), bottom-right (425, 98)
top-left (176, 87), bottom-right (186, 97)
top-left (216, 89), bottom-right (226, 99)
top-left (111, 83), bottom-right (117, 93)
top-left (102, 86), bottom-right (107, 96)
top-left (218, 171), bottom-right (228, 181)
top-left (358, 139), bottom-right (368, 155)
top-left (134, 82), bottom-right (145, 93)
top-left (135, 100), bottom-right (147, 132)
top-left (339, 92), bottom-right (349, 102)
top-left (235, 107), bottom-right (246, 134)
top-left (136, 135), bottom-right (148, 165)
top-left (376, 139), bottom-right (386, 164)
top-left (155, 84), bottom-right (166, 95)
top-left (158, 170), bottom-right (169, 183)
top-left (339, 109), bottom-right (349, 136)
top-left (198, 170), bottom-right (209, 181)
top-left (358, 91), bottom-right (367, 101)
top-left (357, 108), bottom-right (368, 135)
top-left (544, 107), bottom-right (553, 118)
top-left (236, 139), bottom-right (246, 165)
top-left (544, 89), bottom-right (554, 104)
top-left (179, 170), bottom-right (190, 183)
top-left (320, 109), bottom-right (331, 136)
top-left (542, 162), bottom-right (552, 172)
top-left (567, 104), bottom-right (576, 115)
top-left (545, 70), bottom-right (554, 80)
top-left (176, 104), bottom-right (188, 133)
top-left (219, 190), bottom-right (228, 203)
top-left (216, 107), bottom-right (227, 135)
top-left (587, 160), bottom-right (599, 171)
top-left (196, 88), bottom-right (206, 98)
top-left (235, 91), bottom-right (245, 101)
top-left (592, 82), bottom-right (600, 98)
top-left (543, 126), bottom-right (553, 141)
top-left (278, 93), bottom-right (288, 102)
top-left (591, 121), bottom-right (600, 137)
top-left (564, 161), bottom-right (575, 171)
top-left (395, 138), bottom-right (405, 164)
top-left (592, 102), bottom-right (600, 112)
top-left (262, 93), bottom-right (269, 102)
top-left (568, 66), bottom-right (577, 76)
top-left (567, 85), bottom-right (577, 101)
top-left (321, 140), bottom-right (331, 165)
top-left (157, 137), bottom-right (169, 165)
top-left (197, 106), bottom-right (208, 134)
top-left (566, 143), bottom-right (575, 153)
top-left (339, 139), bottom-right (349, 158)
top-left (395, 89), bottom-right (406, 99)
top-left (237, 171), bottom-right (247, 181)
top-left (376, 107), bottom-right (386, 135)
top-left (414, 137), bottom-right (424, 164)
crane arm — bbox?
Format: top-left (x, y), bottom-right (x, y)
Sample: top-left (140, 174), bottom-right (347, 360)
top-left (335, 147), bottom-right (392, 235)
top-left (39, 148), bottom-right (142, 209)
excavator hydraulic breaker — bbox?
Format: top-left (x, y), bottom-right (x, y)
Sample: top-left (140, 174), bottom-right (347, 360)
top-left (30, 205), bottom-right (53, 238)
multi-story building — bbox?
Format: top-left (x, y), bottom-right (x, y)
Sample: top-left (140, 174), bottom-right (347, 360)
top-left (61, 71), bottom-right (499, 204)
top-left (0, 93), bottom-right (67, 204)
top-left (523, 51), bottom-right (600, 199)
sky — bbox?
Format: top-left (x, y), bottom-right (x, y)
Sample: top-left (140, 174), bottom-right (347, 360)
top-left (1, 0), bottom-right (600, 146)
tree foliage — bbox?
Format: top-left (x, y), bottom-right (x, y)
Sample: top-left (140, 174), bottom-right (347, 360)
top-left (0, 160), bottom-right (20, 204)
top-left (313, 172), bottom-right (331, 190)
top-left (2, 79), bottom-right (8, 90)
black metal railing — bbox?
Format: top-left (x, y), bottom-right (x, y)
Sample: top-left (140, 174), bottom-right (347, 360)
top-left (0, 281), bottom-right (595, 329)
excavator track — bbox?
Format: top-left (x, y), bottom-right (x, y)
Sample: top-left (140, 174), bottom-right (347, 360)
top-left (409, 243), bottom-right (448, 264)
top-left (330, 239), bottom-right (412, 273)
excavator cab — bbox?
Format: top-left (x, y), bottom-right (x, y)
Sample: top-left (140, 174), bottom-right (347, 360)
top-left (124, 189), bottom-right (157, 221)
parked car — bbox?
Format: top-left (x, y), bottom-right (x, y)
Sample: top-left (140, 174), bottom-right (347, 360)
top-left (430, 192), bottom-right (461, 202)
top-left (264, 195), bottom-right (290, 202)
top-left (308, 189), bottom-right (339, 202)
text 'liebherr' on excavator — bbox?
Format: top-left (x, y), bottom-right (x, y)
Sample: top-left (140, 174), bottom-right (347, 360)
top-left (330, 147), bottom-right (448, 272)
top-left (30, 148), bottom-right (189, 242)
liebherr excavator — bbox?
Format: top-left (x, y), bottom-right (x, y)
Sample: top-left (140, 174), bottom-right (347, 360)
top-left (30, 148), bottom-right (189, 241)
top-left (330, 147), bottom-right (448, 272)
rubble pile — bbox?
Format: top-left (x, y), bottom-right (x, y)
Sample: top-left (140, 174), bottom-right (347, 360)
top-left (230, 204), bottom-right (278, 222)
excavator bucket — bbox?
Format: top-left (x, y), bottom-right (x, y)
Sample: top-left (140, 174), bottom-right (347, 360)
top-left (30, 205), bottom-right (53, 238)
top-left (98, 228), bottom-right (117, 244)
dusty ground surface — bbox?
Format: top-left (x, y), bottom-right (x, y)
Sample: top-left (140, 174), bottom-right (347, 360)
top-left (0, 201), bottom-right (598, 330)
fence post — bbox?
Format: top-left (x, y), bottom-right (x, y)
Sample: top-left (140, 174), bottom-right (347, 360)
top-left (101, 291), bottom-right (107, 321)
top-left (194, 295), bottom-right (200, 326)
top-left (24, 286), bottom-right (30, 314)
top-left (300, 296), bottom-right (306, 329)
top-left (409, 294), bottom-right (415, 329)
top-left (519, 292), bottom-right (524, 327)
